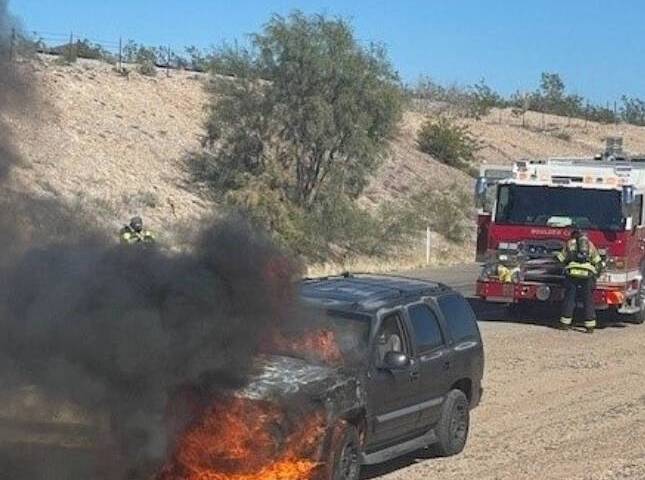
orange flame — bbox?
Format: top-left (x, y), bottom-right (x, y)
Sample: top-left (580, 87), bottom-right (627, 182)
top-left (158, 396), bottom-right (328, 480)
top-left (260, 329), bottom-right (344, 367)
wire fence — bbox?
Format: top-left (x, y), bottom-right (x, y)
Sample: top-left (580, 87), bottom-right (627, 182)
top-left (409, 97), bottom-right (623, 130)
top-left (4, 28), bottom-right (207, 73)
top-left (33, 30), bottom-right (121, 55)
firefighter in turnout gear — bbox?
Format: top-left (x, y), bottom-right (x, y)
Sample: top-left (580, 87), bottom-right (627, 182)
top-left (556, 230), bottom-right (603, 333)
top-left (120, 216), bottom-right (155, 245)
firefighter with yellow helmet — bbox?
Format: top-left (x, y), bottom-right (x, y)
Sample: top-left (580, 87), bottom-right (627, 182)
top-left (120, 216), bottom-right (155, 245)
top-left (556, 230), bottom-right (603, 333)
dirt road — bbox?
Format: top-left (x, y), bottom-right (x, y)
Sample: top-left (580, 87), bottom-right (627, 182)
top-left (1, 264), bottom-right (643, 479)
top-left (364, 265), bottom-right (645, 480)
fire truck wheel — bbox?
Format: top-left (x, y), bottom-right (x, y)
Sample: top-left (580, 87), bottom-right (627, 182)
top-left (330, 424), bottom-right (361, 480)
top-left (433, 389), bottom-right (470, 457)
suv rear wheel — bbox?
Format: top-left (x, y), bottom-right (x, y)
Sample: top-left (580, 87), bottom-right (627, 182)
top-left (433, 389), bottom-right (470, 457)
top-left (329, 424), bottom-right (361, 480)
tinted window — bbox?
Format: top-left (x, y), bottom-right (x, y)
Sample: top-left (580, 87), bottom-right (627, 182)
top-left (408, 304), bottom-right (444, 352)
top-left (438, 294), bottom-right (479, 341)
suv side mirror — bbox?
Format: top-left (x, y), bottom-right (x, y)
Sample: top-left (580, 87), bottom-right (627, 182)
top-left (383, 351), bottom-right (410, 370)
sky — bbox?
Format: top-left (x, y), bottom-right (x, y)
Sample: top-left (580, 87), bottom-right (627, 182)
top-left (9, 0), bottom-right (645, 103)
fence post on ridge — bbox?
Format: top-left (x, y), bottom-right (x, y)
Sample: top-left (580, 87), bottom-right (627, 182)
top-left (426, 226), bottom-right (431, 266)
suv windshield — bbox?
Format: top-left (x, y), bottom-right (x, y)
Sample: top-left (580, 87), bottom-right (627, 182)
top-left (261, 310), bottom-right (371, 367)
top-left (496, 184), bottom-right (623, 231)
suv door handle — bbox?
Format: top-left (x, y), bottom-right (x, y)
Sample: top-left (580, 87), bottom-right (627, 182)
top-left (443, 361), bottom-right (451, 370)
top-left (409, 370), bottom-right (420, 381)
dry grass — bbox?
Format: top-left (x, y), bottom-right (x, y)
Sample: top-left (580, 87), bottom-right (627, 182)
top-left (306, 234), bottom-right (474, 277)
top-left (8, 55), bottom-right (210, 243)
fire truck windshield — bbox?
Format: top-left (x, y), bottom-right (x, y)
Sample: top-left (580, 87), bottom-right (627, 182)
top-left (495, 184), bottom-right (623, 231)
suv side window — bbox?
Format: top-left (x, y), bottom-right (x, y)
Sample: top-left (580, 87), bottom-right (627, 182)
top-left (437, 294), bottom-right (479, 342)
top-left (407, 303), bottom-right (444, 353)
top-left (374, 313), bottom-right (408, 364)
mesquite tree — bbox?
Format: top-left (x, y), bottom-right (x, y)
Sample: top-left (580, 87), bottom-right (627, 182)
top-left (202, 11), bottom-right (403, 210)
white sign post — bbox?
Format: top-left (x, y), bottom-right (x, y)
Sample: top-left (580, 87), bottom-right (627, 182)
top-left (426, 226), bottom-right (431, 266)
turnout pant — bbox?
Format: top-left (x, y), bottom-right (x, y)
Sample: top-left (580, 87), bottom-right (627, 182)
top-left (560, 277), bottom-right (596, 328)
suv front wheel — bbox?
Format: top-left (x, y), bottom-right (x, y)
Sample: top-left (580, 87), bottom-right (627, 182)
top-left (433, 389), bottom-right (470, 457)
top-left (329, 424), bottom-right (361, 480)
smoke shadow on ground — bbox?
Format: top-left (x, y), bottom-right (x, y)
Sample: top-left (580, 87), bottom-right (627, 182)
top-left (467, 297), bottom-right (633, 331)
top-left (0, 441), bottom-right (99, 480)
top-left (360, 447), bottom-right (443, 479)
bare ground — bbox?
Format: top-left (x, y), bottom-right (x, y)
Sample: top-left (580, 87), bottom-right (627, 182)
top-left (367, 317), bottom-right (645, 480)
top-left (363, 263), bottom-right (645, 480)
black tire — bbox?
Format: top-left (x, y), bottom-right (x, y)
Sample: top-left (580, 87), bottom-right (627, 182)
top-left (330, 424), bottom-right (361, 480)
top-left (433, 390), bottom-right (470, 457)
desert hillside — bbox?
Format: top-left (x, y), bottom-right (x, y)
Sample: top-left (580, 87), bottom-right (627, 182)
top-left (6, 55), bottom-right (645, 257)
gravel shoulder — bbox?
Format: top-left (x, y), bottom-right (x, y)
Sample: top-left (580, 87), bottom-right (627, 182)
top-left (368, 266), bottom-right (645, 480)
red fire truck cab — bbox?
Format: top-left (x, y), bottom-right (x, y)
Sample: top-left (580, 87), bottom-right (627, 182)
top-left (475, 156), bottom-right (645, 323)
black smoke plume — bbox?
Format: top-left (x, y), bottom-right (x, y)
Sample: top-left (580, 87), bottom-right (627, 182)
top-left (0, 0), bottom-right (30, 180)
top-left (0, 3), bottom-right (303, 479)
top-left (0, 219), bottom-right (302, 479)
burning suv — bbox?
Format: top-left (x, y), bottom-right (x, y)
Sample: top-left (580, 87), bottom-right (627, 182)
top-left (160, 274), bottom-right (484, 480)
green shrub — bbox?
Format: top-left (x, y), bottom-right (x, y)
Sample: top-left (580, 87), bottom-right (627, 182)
top-left (405, 184), bottom-right (473, 243)
top-left (74, 39), bottom-right (115, 62)
top-left (553, 131), bottom-right (571, 141)
top-left (123, 41), bottom-right (158, 76)
top-left (410, 77), bottom-right (504, 119)
top-left (417, 117), bottom-right (480, 173)
top-left (586, 105), bottom-right (617, 124)
top-left (137, 59), bottom-right (157, 76)
top-left (135, 47), bottom-right (157, 76)
top-left (58, 42), bottom-right (78, 64)
top-left (621, 96), bottom-right (645, 126)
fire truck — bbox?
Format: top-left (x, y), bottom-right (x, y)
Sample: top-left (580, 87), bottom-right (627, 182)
top-left (475, 141), bottom-right (645, 323)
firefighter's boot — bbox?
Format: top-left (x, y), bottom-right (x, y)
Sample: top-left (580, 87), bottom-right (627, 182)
top-left (584, 319), bottom-right (596, 334)
top-left (558, 317), bottom-right (572, 331)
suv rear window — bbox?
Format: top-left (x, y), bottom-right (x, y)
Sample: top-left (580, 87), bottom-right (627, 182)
top-left (437, 294), bottom-right (479, 342)
top-left (408, 303), bottom-right (444, 352)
